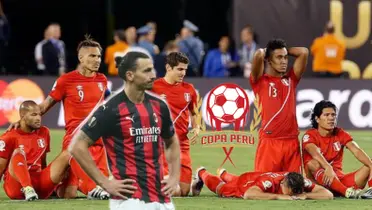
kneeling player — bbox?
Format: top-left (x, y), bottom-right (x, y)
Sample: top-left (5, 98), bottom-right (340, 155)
top-left (0, 101), bottom-right (70, 200)
top-left (303, 100), bottom-right (372, 199)
top-left (191, 167), bottom-right (333, 200)
top-left (152, 52), bottom-right (199, 196)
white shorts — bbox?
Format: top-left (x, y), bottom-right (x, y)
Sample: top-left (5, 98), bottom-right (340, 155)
top-left (109, 199), bottom-right (175, 210)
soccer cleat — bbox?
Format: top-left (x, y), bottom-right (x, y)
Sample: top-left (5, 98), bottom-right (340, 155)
top-left (217, 168), bottom-right (226, 180)
top-left (22, 186), bottom-right (38, 201)
top-left (345, 187), bottom-right (360, 199)
top-left (191, 166), bottom-right (205, 196)
top-left (360, 187), bottom-right (372, 199)
top-left (87, 186), bottom-right (110, 200)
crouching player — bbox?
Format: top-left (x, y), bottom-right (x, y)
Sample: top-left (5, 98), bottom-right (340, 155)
top-left (303, 100), bottom-right (372, 199)
top-left (0, 101), bottom-right (70, 200)
top-left (191, 167), bottom-right (333, 200)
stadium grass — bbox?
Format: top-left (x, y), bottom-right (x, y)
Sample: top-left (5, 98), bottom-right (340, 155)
top-left (0, 129), bottom-right (372, 210)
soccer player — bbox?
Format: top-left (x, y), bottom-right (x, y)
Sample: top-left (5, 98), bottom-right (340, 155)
top-left (0, 101), bottom-right (70, 201)
top-left (69, 51), bottom-right (180, 210)
top-left (151, 52), bottom-right (199, 196)
top-left (8, 36), bottom-right (111, 199)
top-left (191, 167), bottom-right (333, 200)
top-left (250, 38), bottom-right (309, 173)
top-left (302, 100), bottom-right (372, 199)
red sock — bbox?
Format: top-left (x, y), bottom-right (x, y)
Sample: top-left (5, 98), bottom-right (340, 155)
top-left (11, 152), bottom-right (32, 188)
top-left (313, 168), bottom-right (348, 196)
top-left (70, 158), bottom-right (97, 195)
top-left (199, 170), bottom-right (223, 194)
top-left (220, 171), bottom-right (238, 183)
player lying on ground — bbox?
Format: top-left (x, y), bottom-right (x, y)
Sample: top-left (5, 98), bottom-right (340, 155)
top-left (302, 100), bottom-right (372, 199)
top-left (8, 36), bottom-right (111, 199)
top-left (69, 51), bottom-right (180, 210)
top-left (191, 167), bottom-right (333, 200)
top-left (0, 101), bottom-right (70, 201)
top-left (250, 38), bottom-right (309, 173)
top-left (152, 52), bottom-right (199, 196)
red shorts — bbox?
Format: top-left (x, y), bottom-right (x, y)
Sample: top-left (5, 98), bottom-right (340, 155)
top-left (336, 170), bottom-right (362, 189)
top-left (162, 146), bottom-right (192, 184)
top-left (65, 144), bottom-right (109, 187)
top-left (254, 137), bottom-right (301, 173)
top-left (217, 176), bottom-right (242, 198)
top-left (3, 164), bottom-right (56, 199)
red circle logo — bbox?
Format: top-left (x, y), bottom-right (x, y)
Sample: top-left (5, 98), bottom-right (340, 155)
top-left (0, 79), bottom-right (45, 126)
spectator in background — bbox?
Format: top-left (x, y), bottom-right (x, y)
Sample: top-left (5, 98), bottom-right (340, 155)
top-left (177, 20), bottom-right (204, 76)
top-left (104, 30), bottom-right (128, 76)
top-left (0, 1), bottom-right (9, 73)
top-left (137, 25), bottom-right (160, 59)
top-left (35, 27), bottom-right (52, 74)
top-left (203, 36), bottom-right (238, 78)
top-left (147, 21), bottom-right (157, 36)
top-left (124, 26), bottom-right (137, 46)
top-left (238, 25), bottom-right (259, 78)
top-left (35, 23), bottom-right (66, 75)
top-left (311, 21), bottom-right (346, 78)
top-left (154, 40), bottom-right (180, 77)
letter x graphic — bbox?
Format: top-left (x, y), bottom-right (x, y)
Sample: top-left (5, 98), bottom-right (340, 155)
top-left (220, 147), bottom-right (236, 168)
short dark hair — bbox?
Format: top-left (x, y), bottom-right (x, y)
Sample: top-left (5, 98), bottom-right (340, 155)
top-left (265, 38), bottom-right (287, 59)
top-left (285, 172), bottom-right (305, 195)
top-left (114, 30), bottom-right (126, 42)
top-left (115, 51), bottom-right (150, 80)
top-left (311, 100), bottom-right (337, 129)
top-left (77, 35), bottom-right (102, 52)
top-left (166, 52), bottom-right (189, 68)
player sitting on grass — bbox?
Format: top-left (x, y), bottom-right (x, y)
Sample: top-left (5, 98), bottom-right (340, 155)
top-left (302, 100), bottom-right (372, 199)
top-left (191, 167), bottom-right (333, 200)
top-left (0, 101), bottom-right (70, 201)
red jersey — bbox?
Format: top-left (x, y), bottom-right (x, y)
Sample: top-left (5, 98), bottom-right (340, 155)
top-left (152, 78), bottom-right (197, 149)
top-left (0, 126), bottom-right (50, 173)
top-left (49, 70), bottom-right (108, 136)
top-left (302, 128), bottom-right (352, 171)
top-left (249, 69), bottom-right (300, 139)
top-left (237, 172), bottom-right (315, 196)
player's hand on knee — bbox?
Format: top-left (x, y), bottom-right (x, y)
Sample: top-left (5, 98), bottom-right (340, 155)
top-left (102, 179), bottom-right (137, 200)
top-left (7, 121), bottom-right (20, 131)
top-left (323, 166), bottom-right (336, 186)
top-left (161, 176), bottom-right (179, 196)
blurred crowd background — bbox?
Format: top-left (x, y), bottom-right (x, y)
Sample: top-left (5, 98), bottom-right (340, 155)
top-left (0, 0), bottom-right (371, 79)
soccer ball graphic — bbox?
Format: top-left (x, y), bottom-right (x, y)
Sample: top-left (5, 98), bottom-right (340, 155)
top-left (207, 84), bottom-right (249, 123)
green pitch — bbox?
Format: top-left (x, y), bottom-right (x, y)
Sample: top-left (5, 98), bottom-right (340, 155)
top-left (0, 130), bottom-right (371, 210)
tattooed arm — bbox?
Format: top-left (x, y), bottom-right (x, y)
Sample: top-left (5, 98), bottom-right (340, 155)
top-left (39, 96), bottom-right (57, 116)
